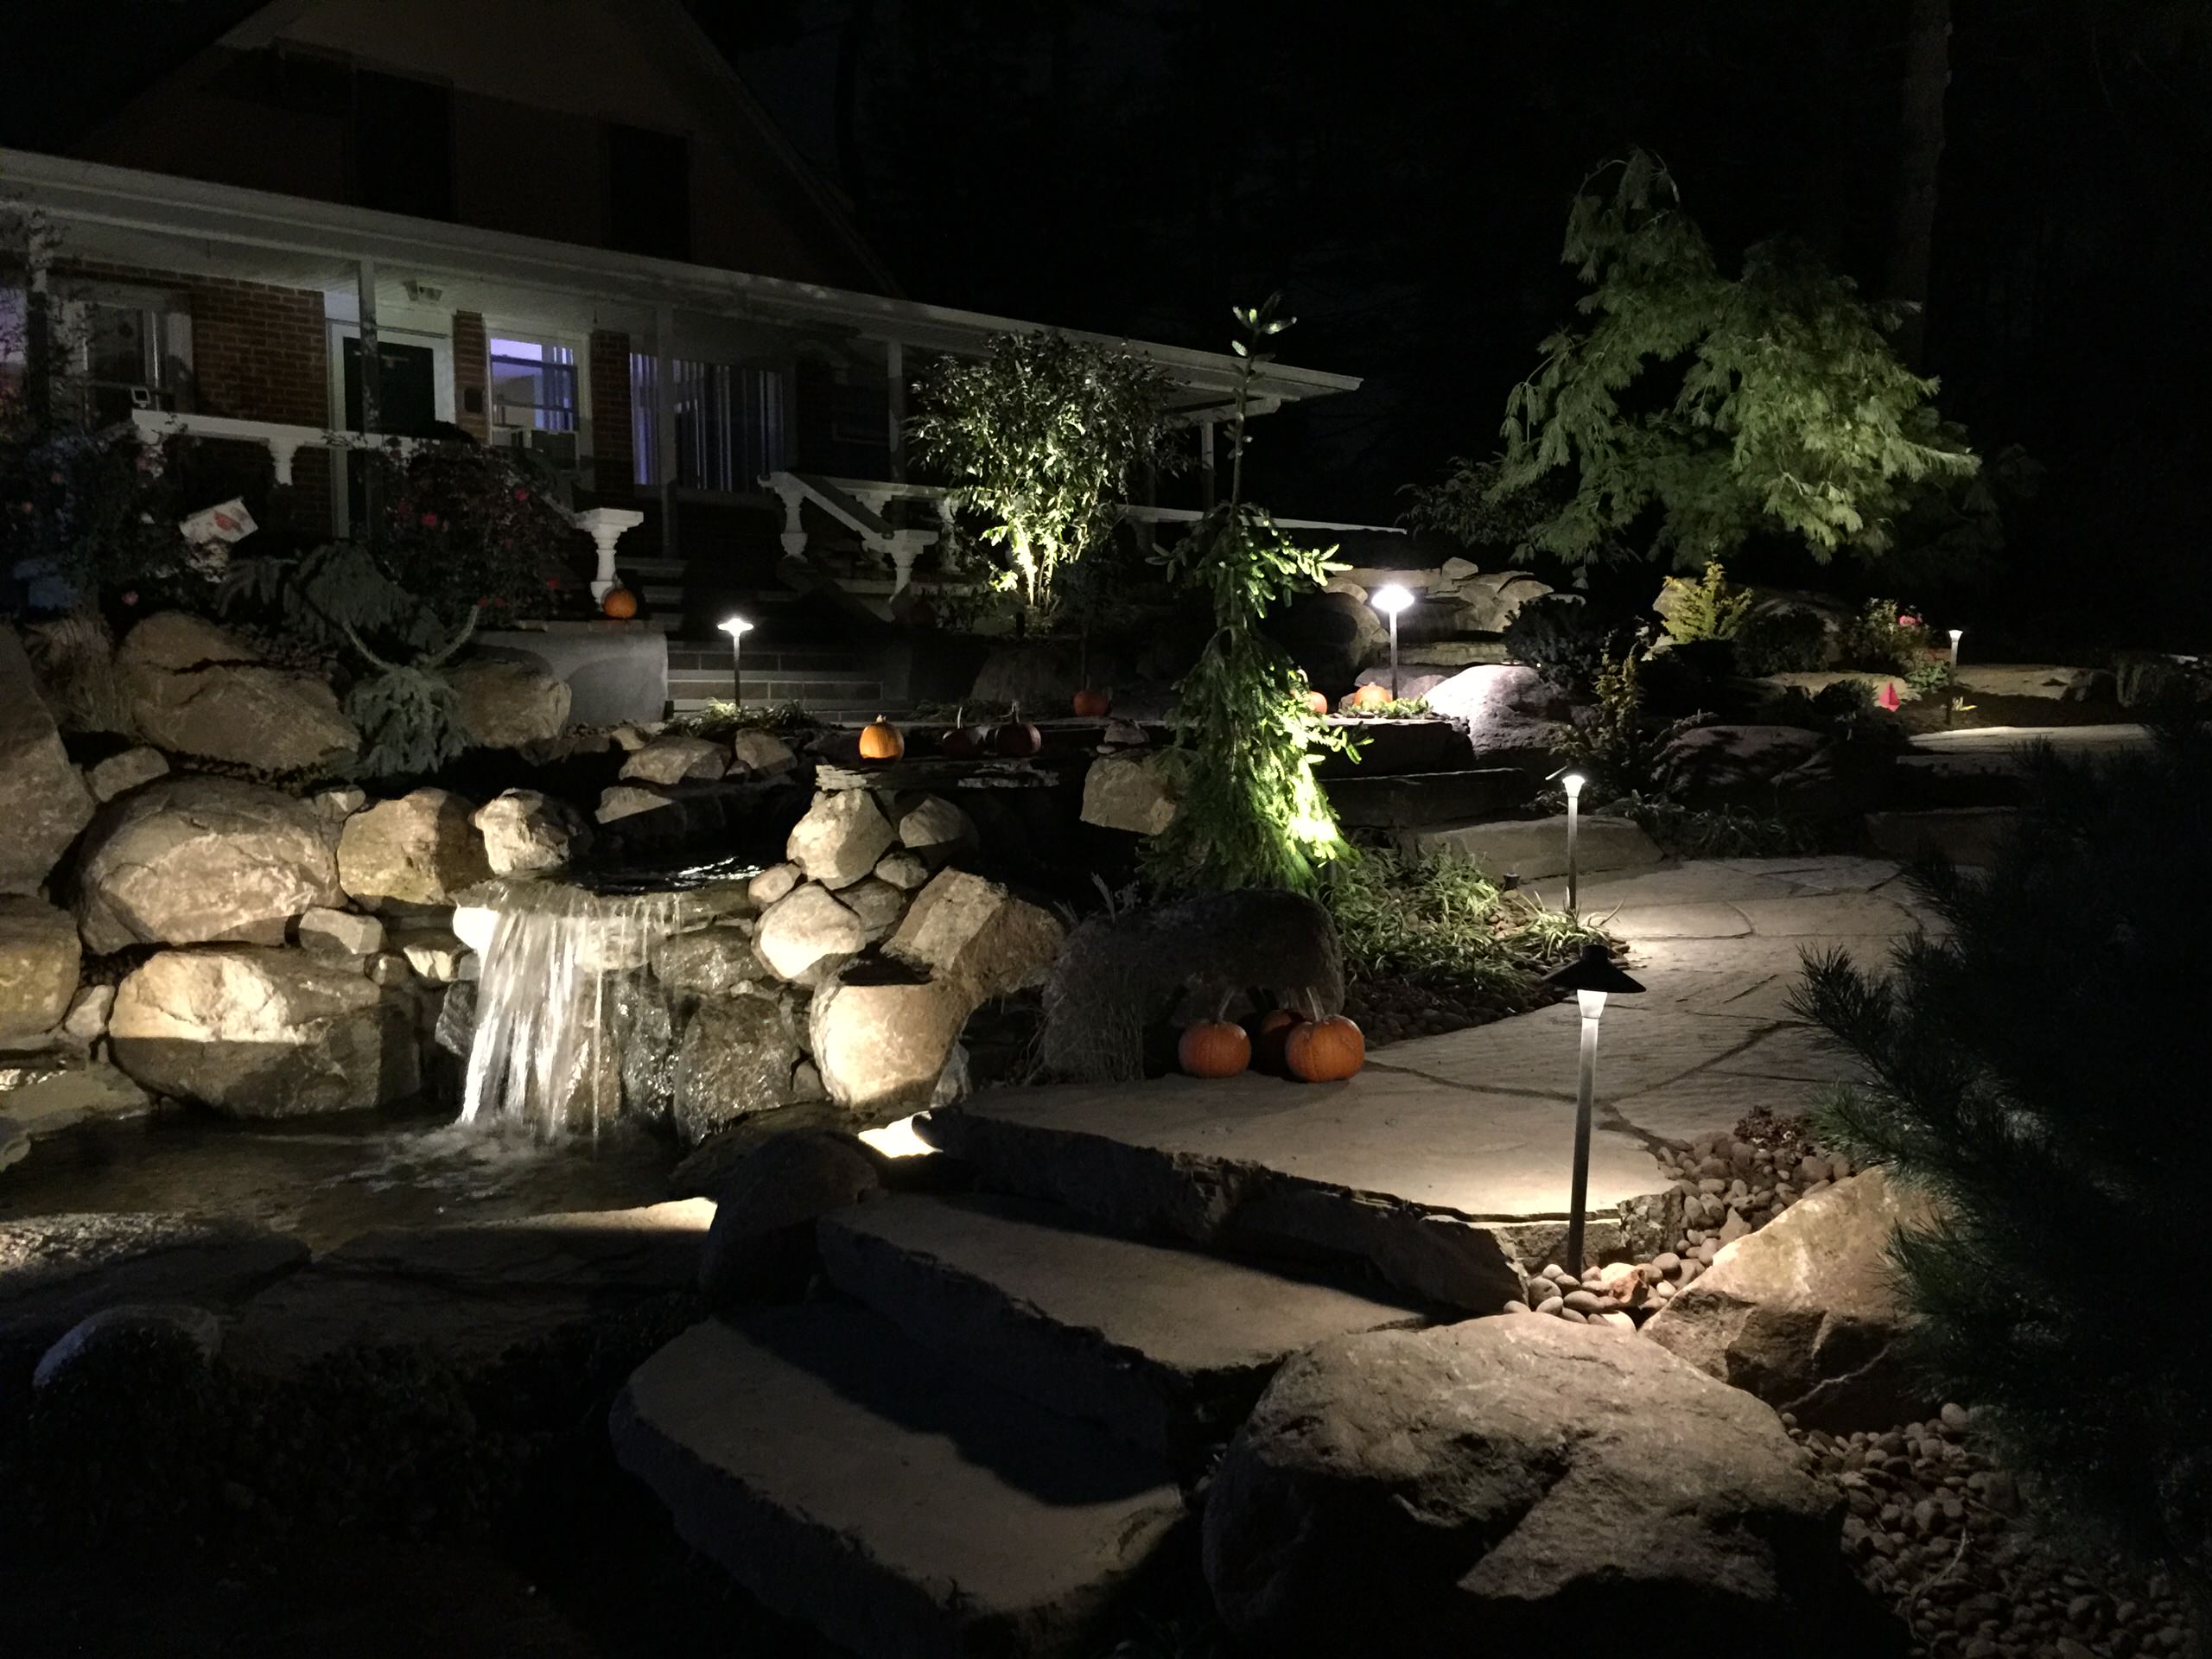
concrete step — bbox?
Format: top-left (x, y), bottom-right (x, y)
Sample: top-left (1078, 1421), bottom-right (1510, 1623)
top-left (612, 1304), bottom-right (1186, 1659)
top-left (1325, 766), bottom-right (1535, 830)
top-left (818, 1193), bottom-right (1429, 1459)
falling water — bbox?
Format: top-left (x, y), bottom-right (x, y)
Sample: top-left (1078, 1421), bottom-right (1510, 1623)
top-left (460, 878), bottom-right (692, 1139)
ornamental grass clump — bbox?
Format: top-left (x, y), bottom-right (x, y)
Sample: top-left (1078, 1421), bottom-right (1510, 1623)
top-left (1795, 721), bottom-right (2212, 1637)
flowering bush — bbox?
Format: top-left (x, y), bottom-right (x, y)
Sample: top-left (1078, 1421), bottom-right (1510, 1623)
top-left (1840, 598), bottom-right (1931, 674)
top-left (360, 442), bottom-right (587, 629)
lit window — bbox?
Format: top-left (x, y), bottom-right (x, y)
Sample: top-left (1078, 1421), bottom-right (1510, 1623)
top-left (489, 335), bottom-right (578, 432)
top-left (631, 354), bottom-right (785, 493)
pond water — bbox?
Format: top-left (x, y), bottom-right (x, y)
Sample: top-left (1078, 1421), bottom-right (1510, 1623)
top-left (0, 1104), bottom-right (682, 1254)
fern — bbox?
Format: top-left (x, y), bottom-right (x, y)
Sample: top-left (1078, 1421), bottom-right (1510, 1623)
top-left (1658, 559), bottom-right (1752, 642)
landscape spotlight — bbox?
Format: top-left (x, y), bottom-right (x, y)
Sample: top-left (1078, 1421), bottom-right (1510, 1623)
top-left (1541, 943), bottom-right (1647, 1275)
top-left (1371, 583), bottom-right (1414, 701)
top-left (1561, 771), bottom-right (1587, 918)
top-left (718, 614), bottom-right (755, 707)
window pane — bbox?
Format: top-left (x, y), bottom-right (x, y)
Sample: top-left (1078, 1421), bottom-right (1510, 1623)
top-left (630, 354), bottom-right (782, 493)
top-left (489, 337), bottom-right (575, 432)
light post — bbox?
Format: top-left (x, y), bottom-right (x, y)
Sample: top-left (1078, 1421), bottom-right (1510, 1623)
top-left (1541, 943), bottom-right (1647, 1275)
top-left (718, 614), bottom-right (754, 708)
top-left (1562, 771), bottom-right (1586, 918)
top-left (1371, 583), bottom-right (1414, 702)
top-left (1948, 628), bottom-right (1964, 670)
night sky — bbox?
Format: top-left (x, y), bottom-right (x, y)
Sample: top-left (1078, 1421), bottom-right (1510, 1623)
top-left (7, 0), bottom-right (2210, 645)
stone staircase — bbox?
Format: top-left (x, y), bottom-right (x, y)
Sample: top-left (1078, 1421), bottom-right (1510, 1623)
top-left (610, 1185), bottom-right (1434, 1657)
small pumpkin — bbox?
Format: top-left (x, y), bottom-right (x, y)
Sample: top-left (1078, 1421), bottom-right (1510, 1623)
top-left (858, 715), bottom-right (905, 762)
top-left (1304, 689), bottom-right (1332, 718)
top-left (1284, 1014), bottom-right (1365, 1082)
top-left (1072, 687), bottom-right (1112, 719)
top-left (995, 702), bottom-right (1044, 758)
top-left (1179, 1020), bottom-right (1251, 1078)
top-left (1249, 1007), bottom-right (1308, 1075)
top-left (601, 586), bottom-right (639, 620)
top-left (1338, 683), bottom-right (1390, 715)
top-left (938, 708), bottom-right (982, 759)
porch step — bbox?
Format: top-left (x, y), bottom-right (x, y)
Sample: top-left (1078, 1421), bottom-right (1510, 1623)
top-left (610, 1304), bottom-right (1187, 1659)
top-left (817, 1193), bottom-right (1429, 1459)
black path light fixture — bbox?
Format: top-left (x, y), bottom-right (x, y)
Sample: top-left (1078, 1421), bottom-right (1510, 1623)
top-left (718, 613), bottom-right (753, 706)
top-left (1541, 942), bottom-right (1646, 1275)
top-left (1370, 582), bottom-right (1414, 700)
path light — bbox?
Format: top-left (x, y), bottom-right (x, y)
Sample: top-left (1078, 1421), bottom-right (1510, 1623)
top-left (718, 614), bottom-right (754, 707)
top-left (1948, 628), bottom-right (1964, 669)
top-left (1371, 583), bottom-right (1414, 701)
top-left (1541, 943), bottom-right (1647, 1275)
top-left (1561, 771), bottom-right (1587, 918)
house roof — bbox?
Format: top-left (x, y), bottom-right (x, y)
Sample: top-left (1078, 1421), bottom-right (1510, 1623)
top-left (0, 146), bottom-right (1363, 410)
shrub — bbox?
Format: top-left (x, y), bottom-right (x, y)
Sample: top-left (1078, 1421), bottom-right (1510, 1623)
top-left (1734, 607), bottom-right (1832, 676)
top-left (1656, 559), bottom-right (1752, 643)
top-left (1796, 725), bottom-right (2212, 1630)
top-left (1838, 598), bottom-right (1929, 673)
top-left (1502, 593), bottom-right (1630, 692)
top-left (1320, 844), bottom-right (1596, 1001)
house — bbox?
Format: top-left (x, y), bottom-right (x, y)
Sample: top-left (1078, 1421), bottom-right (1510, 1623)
top-left (1, 0), bottom-right (1375, 710)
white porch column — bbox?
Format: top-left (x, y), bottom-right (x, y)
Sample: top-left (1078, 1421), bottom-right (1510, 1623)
top-left (576, 507), bottom-right (645, 601)
top-left (887, 530), bottom-right (925, 594)
top-left (886, 337), bottom-right (906, 482)
top-left (653, 303), bottom-right (679, 563)
top-left (770, 476), bottom-right (809, 559)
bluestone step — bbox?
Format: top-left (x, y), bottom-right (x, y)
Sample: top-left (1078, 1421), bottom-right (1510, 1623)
top-left (611, 1304), bottom-right (1186, 1659)
top-left (817, 1193), bottom-right (1431, 1458)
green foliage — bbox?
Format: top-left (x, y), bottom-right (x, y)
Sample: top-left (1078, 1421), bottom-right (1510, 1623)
top-left (1734, 606), bottom-right (1832, 676)
top-left (665, 699), bottom-right (818, 739)
top-left (1611, 794), bottom-right (1821, 860)
top-left (1657, 559), bottom-right (1751, 642)
top-left (1321, 843), bottom-right (1599, 997)
top-left (1145, 299), bottom-right (1355, 896)
top-left (1450, 151), bottom-right (1984, 571)
top-left (1839, 597), bottom-right (1929, 673)
top-left (1502, 593), bottom-right (1630, 692)
top-left (1904, 658), bottom-right (1958, 702)
top-left (344, 663), bottom-right (470, 778)
top-left (1556, 647), bottom-right (1678, 799)
top-left (1348, 696), bottom-right (1433, 719)
top-left (1403, 454), bottom-right (1565, 550)
top-left (1796, 728), bottom-right (2212, 1621)
top-left (907, 330), bottom-right (1179, 614)
top-left (0, 427), bottom-right (200, 603)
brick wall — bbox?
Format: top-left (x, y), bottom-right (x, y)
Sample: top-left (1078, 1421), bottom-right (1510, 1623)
top-left (451, 310), bottom-right (489, 442)
top-left (588, 329), bottom-right (633, 499)
top-left (67, 263), bottom-right (334, 531)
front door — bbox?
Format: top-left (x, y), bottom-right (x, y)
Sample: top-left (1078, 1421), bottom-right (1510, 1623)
top-left (340, 336), bottom-right (440, 528)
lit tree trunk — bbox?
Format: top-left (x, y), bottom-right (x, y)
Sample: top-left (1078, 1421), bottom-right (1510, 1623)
top-left (1888, 0), bottom-right (1952, 368)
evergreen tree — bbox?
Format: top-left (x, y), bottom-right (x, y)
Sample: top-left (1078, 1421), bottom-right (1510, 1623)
top-left (1796, 721), bottom-right (2212, 1638)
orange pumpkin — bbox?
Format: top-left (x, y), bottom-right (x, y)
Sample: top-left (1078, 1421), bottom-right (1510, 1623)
top-left (858, 715), bottom-right (905, 762)
top-left (601, 587), bottom-right (639, 620)
top-left (995, 703), bottom-right (1044, 758)
top-left (1072, 688), bottom-right (1112, 718)
top-left (1179, 1020), bottom-right (1252, 1078)
top-left (1339, 683), bottom-right (1389, 714)
top-left (1250, 1007), bottom-right (1308, 1075)
top-left (1285, 1014), bottom-right (1365, 1082)
top-left (1304, 689), bottom-right (1332, 718)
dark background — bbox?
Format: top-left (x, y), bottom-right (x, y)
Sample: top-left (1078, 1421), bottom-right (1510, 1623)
top-left (9, 0), bottom-right (2209, 647)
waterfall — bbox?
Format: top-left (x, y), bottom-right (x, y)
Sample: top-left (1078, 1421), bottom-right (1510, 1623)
top-left (459, 879), bottom-right (690, 1138)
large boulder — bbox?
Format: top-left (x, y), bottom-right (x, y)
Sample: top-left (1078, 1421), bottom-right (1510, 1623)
top-left (109, 946), bottom-right (420, 1116)
top-left (620, 734), bottom-right (728, 785)
top-left (1272, 589), bottom-right (1387, 693)
top-left (450, 655), bottom-right (572, 747)
top-left (671, 991), bottom-right (807, 1145)
top-left (337, 788), bottom-right (493, 906)
top-left (0, 897), bottom-right (82, 1040)
top-left (1656, 723), bottom-right (1865, 818)
top-left (74, 777), bottom-right (341, 954)
top-left (85, 745), bottom-right (170, 803)
top-left (885, 868), bottom-right (1064, 1001)
top-left (1440, 569), bottom-right (1552, 634)
top-left (0, 1212), bottom-right (307, 1348)
top-left (1425, 664), bottom-right (1575, 772)
top-left (115, 612), bottom-right (358, 771)
top-left (0, 625), bottom-right (97, 895)
top-left (787, 790), bottom-right (897, 889)
top-left (894, 793), bottom-right (978, 869)
top-left (472, 789), bottom-right (593, 875)
top-left (1643, 1167), bottom-right (1941, 1432)
top-left (809, 973), bottom-right (971, 1124)
top-left (753, 883), bottom-right (866, 983)
top-left (1205, 1315), bottom-right (1879, 1655)
top-left (696, 1129), bottom-right (884, 1303)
